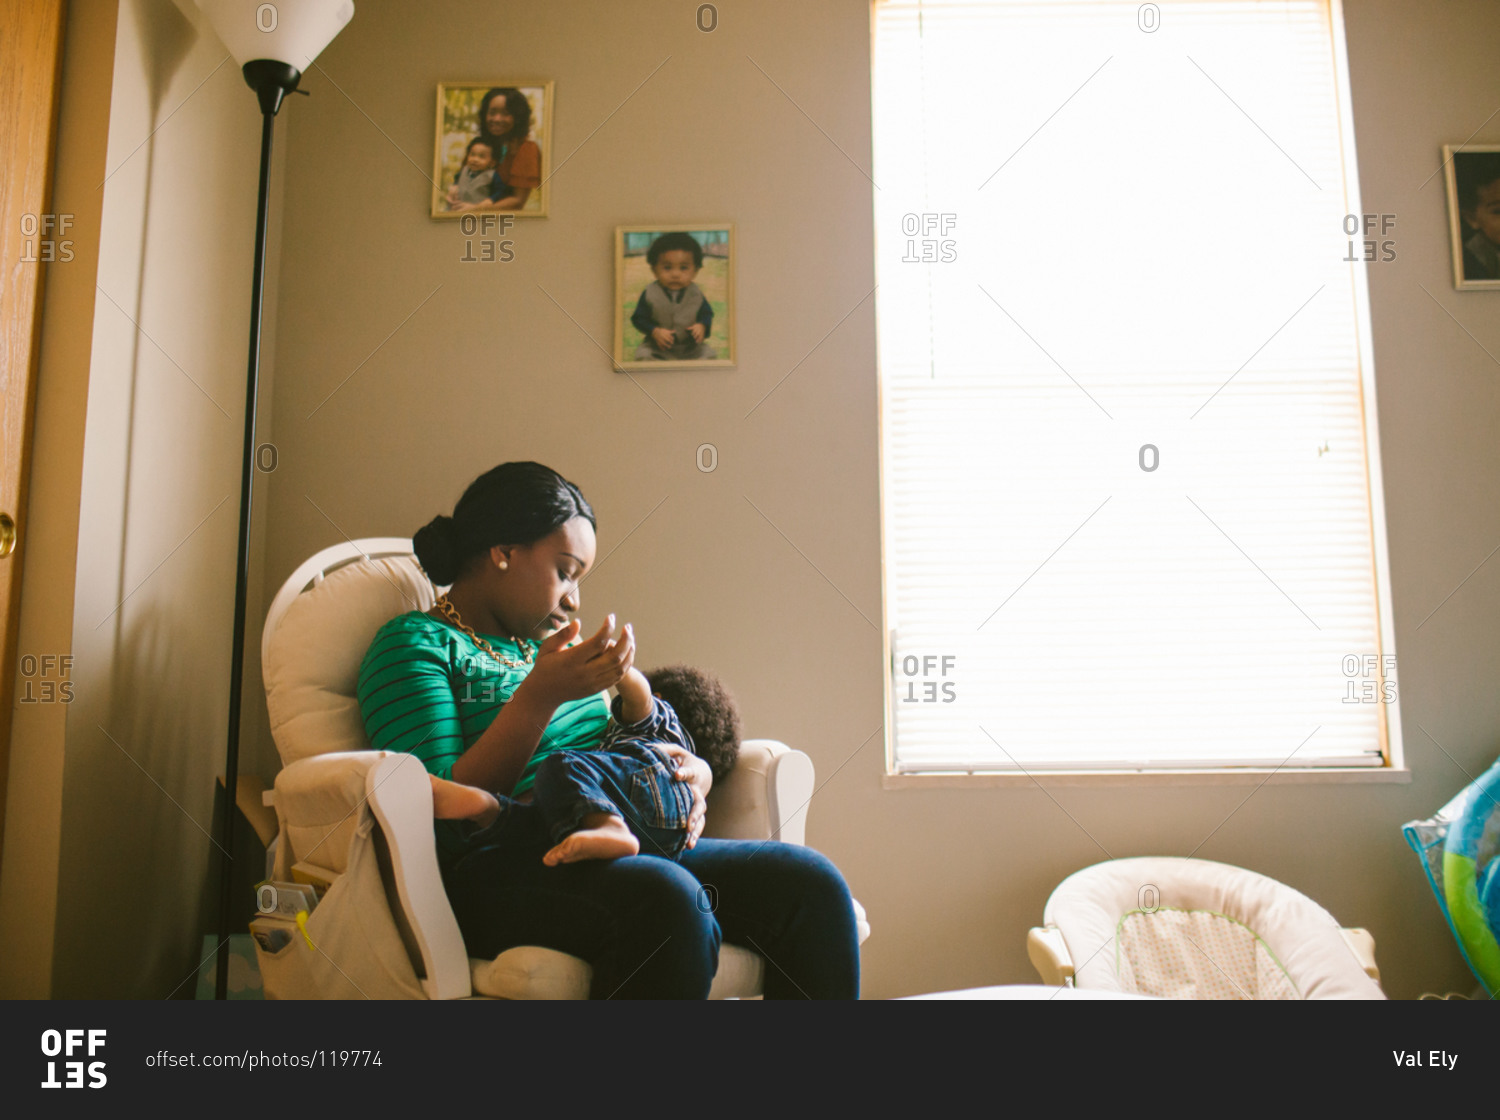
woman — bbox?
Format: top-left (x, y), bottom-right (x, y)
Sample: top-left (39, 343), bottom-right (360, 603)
top-left (449, 87), bottom-right (541, 212)
top-left (356, 462), bottom-right (860, 998)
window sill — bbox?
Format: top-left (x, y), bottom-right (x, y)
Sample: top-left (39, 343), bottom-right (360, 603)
top-left (883, 767), bottom-right (1411, 789)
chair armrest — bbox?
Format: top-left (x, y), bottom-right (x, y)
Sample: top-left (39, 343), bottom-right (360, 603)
top-left (1340, 927), bottom-right (1380, 983)
top-left (270, 750), bottom-right (393, 877)
top-left (1028, 926), bottom-right (1075, 987)
top-left (365, 753), bottom-right (472, 1000)
top-left (272, 750), bottom-right (471, 999)
top-left (703, 739), bottom-right (814, 844)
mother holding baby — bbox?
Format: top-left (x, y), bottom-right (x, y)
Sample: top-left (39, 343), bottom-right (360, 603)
top-left (356, 461), bottom-right (860, 998)
top-left (448, 86), bottom-right (542, 212)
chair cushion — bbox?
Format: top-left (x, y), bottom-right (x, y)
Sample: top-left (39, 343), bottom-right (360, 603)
top-left (469, 947), bottom-right (591, 1000)
top-left (264, 556), bottom-right (434, 767)
top-left (852, 897), bottom-right (870, 945)
top-left (469, 944), bottom-right (765, 999)
top-left (709, 946), bottom-right (766, 999)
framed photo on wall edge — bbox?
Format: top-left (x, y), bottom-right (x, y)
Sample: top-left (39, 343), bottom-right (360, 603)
top-left (1443, 143), bottom-right (1500, 290)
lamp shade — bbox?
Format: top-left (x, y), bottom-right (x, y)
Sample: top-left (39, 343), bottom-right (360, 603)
top-left (196, 0), bottom-right (353, 71)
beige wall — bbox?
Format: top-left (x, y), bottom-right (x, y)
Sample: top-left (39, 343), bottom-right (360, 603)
top-left (1341, 0), bottom-right (1500, 992)
top-left (0, 0), bottom-right (283, 998)
top-left (259, 0), bottom-right (1500, 1000)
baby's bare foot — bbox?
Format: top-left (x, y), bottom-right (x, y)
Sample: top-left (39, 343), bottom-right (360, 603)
top-left (543, 814), bottom-right (640, 865)
top-left (429, 774), bottom-right (500, 825)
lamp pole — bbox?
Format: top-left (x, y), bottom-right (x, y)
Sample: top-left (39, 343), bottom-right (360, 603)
top-left (195, 0), bottom-right (352, 1002)
top-left (215, 60), bottom-right (301, 1001)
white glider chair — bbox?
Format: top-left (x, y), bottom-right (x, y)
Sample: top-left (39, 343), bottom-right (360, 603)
top-left (254, 538), bottom-right (868, 999)
top-left (1026, 857), bottom-right (1383, 999)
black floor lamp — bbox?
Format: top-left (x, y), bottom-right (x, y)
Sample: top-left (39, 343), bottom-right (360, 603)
top-left (193, 0), bottom-right (354, 1000)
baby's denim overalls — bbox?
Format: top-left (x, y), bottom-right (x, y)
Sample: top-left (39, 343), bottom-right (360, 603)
top-left (532, 694), bottom-right (698, 859)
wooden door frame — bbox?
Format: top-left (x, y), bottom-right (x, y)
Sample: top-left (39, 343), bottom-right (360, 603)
top-left (0, 0), bottom-right (70, 873)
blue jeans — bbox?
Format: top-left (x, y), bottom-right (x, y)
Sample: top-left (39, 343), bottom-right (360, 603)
top-left (441, 802), bottom-right (860, 999)
top-left (533, 742), bottom-right (695, 858)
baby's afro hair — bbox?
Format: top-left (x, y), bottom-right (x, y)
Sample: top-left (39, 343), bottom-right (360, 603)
top-left (644, 665), bottom-right (741, 782)
top-left (646, 231), bottom-right (704, 269)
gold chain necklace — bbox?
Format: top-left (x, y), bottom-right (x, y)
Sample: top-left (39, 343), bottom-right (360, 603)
top-left (433, 595), bottom-right (535, 670)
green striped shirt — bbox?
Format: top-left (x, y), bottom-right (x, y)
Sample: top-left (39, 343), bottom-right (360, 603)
top-left (357, 612), bottom-right (610, 859)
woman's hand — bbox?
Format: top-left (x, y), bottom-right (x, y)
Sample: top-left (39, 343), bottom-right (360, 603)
top-left (519, 615), bottom-right (634, 708)
top-left (659, 744), bottom-right (711, 849)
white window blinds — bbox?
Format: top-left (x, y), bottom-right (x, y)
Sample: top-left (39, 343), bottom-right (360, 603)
top-left (874, 0), bottom-right (1399, 770)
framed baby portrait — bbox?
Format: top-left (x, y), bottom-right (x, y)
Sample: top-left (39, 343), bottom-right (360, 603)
top-left (431, 81), bottom-right (554, 219)
top-left (1443, 144), bottom-right (1500, 290)
top-left (613, 224), bottom-right (736, 371)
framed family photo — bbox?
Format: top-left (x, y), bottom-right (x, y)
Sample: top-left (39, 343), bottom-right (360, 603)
top-left (613, 224), bottom-right (736, 371)
top-left (1443, 144), bottom-right (1500, 290)
top-left (431, 81), bottom-right (554, 219)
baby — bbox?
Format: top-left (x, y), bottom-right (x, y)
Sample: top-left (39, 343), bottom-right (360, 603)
top-left (430, 664), bottom-right (741, 865)
top-left (447, 137), bottom-right (498, 209)
top-left (1458, 153), bottom-right (1500, 281)
top-left (630, 232), bottom-right (717, 360)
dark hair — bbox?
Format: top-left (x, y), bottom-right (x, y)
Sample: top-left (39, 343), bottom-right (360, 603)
top-left (464, 136), bottom-right (497, 162)
top-left (477, 87), bottom-right (532, 147)
top-left (413, 462), bottom-right (594, 586)
top-left (1457, 153), bottom-right (1500, 214)
top-left (646, 666), bottom-right (741, 782)
top-left (647, 231), bottom-right (703, 269)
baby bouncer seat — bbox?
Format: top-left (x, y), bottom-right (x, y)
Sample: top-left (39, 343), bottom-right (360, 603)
top-left (1027, 857), bottom-right (1384, 999)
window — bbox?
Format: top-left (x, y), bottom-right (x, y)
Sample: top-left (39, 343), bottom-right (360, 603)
top-left (874, 0), bottom-right (1401, 774)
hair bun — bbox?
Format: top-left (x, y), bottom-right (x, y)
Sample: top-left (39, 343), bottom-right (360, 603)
top-left (413, 514), bottom-right (460, 585)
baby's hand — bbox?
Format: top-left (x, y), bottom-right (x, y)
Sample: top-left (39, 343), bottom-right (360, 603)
top-left (650, 327), bottom-right (676, 350)
top-left (688, 323), bottom-right (705, 344)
